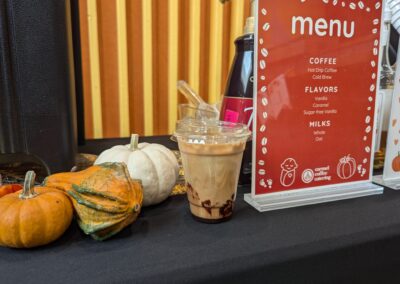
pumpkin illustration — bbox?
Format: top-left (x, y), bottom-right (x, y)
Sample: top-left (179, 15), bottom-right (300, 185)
top-left (94, 134), bottom-right (179, 206)
top-left (44, 163), bottom-right (143, 241)
top-left (0, 171), bottom-right (73, 248)
top-left (0, 175), bottom-right (22, 198)
top-left (280, 158), bottom-right (298, 187)
top-left (392, 153), bottom-right (400, 172)
top-left (337, 155), bottom-right (356, 179)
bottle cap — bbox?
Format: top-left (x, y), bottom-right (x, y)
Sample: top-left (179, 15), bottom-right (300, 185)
top-left (243, 0), bottom-right (255, 34)
top-left (244, 17), bottom-right (255, 34)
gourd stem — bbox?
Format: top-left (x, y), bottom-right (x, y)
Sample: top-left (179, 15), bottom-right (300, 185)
top-left (130, 134), bottom-right (139, 151)
top-left (20, 171), bottom-right (37, 199)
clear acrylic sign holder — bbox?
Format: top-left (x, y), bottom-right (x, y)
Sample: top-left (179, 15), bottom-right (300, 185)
top-left (244, 182), bottom-right (383, 212)
top-left (373, 38), bottom-right (400, 190)
top-left (245, 0), bottom-right (384, 212)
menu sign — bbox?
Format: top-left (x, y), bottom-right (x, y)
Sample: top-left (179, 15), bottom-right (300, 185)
top-left (252, 0), bottom-right (383, 196)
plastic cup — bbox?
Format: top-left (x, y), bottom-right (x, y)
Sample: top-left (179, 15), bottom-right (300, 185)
top-left (174, 118), bottom-right (251, 223)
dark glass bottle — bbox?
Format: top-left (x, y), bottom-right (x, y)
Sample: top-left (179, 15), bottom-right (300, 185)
top-left (220, 33), bottom-right (254, 185)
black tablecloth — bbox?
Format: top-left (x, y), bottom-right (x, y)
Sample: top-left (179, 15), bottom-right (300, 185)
top-left (2, 186), bottom-right (400, 284)
top-left (2, 137), bottom-right (400, 283)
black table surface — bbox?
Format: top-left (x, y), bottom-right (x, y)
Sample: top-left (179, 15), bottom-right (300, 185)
top-left (2, 187), bottom-right (400, 283)
top-left (2, 138), bottom-right (400, 283)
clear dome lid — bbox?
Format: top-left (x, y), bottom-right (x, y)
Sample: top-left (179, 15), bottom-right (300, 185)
top-left (174, 118), bottom-right (251, 144)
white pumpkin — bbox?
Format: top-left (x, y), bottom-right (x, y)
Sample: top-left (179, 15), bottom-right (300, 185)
top-left (94, 134), bottom-right (179, 206)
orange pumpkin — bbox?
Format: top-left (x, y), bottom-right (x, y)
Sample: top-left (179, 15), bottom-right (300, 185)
top-left (0, 174), bottom-right (22, 198)
top-left (0, 171), bottom-right (73, 248)
top-left (0, 183), bottom-right (22, 198)
top-left (392, 153), bottom-right (400, 172)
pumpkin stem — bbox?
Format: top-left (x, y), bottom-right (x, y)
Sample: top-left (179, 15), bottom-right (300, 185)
top-left (130, 134), bottom-right (139, 151)
top-left (20, 171), bottom-right (37, 199)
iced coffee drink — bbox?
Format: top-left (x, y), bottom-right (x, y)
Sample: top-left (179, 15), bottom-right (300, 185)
top-left (174, 119), bottom-right (250, 223)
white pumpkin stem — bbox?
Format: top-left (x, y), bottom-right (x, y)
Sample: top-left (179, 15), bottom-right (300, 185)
top-left (20, 171), bottom-right (37, 199)
top-left (130, 134), bottom-right (139, 151)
